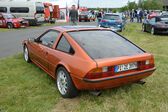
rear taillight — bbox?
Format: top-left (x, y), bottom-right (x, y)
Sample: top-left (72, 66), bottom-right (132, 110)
top-left (85, 67), bottom-right (114, 79)
top-left (138, 60), bottom-right (154, 70)
top-left (101, 19), bottom-right (107, 22)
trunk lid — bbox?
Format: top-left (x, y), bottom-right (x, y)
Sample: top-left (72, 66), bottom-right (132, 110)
top-left (94, 53), bottom-right (154, 69)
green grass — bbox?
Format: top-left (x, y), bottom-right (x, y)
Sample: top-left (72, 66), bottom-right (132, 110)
top-left (0, 23), bottom-right (168, 112)
top-left (0, 28), bottom-right (10, 32)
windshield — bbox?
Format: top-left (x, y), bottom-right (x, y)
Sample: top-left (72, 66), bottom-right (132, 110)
top-left (36, 2), bottom-right (44, 13)
top-left (69, 30), bottom-right (144, 59)
top-left (3, 14), bottom-right (15, 19)
top-left (80, 12), bottom-right (89, 15)
top-left (103, 14), bottom-right (120, 20)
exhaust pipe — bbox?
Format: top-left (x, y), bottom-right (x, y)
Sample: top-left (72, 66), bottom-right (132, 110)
top-left (136, 80), bottom-right (146, 85)
top-left (89, 90), bottom-right (102, 96)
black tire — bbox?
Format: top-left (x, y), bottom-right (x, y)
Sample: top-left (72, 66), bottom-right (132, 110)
top-left (142, 24), bottom-right (146, 32)
top-left (7, 23), bottom-right (14, 29)
top-left (23, 45), bottom-right (31, 63)
top-left (56, 67), bottom-right (79, 98)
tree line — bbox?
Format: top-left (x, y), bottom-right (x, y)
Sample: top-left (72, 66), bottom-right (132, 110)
top-left (120, 0), bottom-right (164, 12)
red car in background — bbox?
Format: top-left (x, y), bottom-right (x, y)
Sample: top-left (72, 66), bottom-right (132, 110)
top-left (0, 13), bottom-right (29, 29)
top-left (148, 12), bottom-right (160, 19)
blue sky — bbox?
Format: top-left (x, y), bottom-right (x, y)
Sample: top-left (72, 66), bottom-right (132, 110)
top-left (44, 0), bottom-right (138, 8)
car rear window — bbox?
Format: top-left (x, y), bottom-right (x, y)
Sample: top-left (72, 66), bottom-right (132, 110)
top-left (103, 14), bottom-right (120, 20)
top-left (68, 30), bottom-right (144, 59)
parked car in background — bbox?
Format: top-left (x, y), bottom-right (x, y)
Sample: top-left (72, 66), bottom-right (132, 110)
top-left (23, 26), bottom-right (156, 98)
top-left (115, 13), bottom-right (127, 25)
top-left (79, 11), bottom-right (95, 22)
top-left (0, 1), bottom-right (45, 26)
top-left (99, 13), bottom-right (125, 32)
top-left (142, 16), bottom-right (168, 35)
top-left (147, 11), bottom-right (160, 19)
top-left (161, 12), bottom-right (168, 17)
top-left (0, 13), bottom-right (29, 29)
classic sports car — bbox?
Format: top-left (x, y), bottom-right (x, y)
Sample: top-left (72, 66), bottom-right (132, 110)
top-left (99, 13), bottom-right (125, 32)
top-left (142, 16), bottom-right (168, 35)
top-left (0, 13), bottom-right (29, 29)
top-left (23, 26), bottom-right (156, 98)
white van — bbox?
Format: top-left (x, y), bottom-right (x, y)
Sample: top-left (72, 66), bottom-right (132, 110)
top-left (0, 0), bottom-right (45, 25)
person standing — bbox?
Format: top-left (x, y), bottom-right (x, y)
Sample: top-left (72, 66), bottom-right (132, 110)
top-left (139, 9), bottom-right (143, 23)
top-left (69, 5), bottom-right (78, 25)
top-left (130, 9), bottom-right (135, 22)
top-left (97, 9), bottom-right (103, 26)
top-left (137, 9), bottom-right (140, 23)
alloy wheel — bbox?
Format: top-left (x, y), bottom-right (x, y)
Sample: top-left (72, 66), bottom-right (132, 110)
top-left (57, 70), bottom-right (68, 95)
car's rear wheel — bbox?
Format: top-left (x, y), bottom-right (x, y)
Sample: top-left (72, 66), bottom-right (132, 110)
top-left (23, 45), bottom-right (31, 63)
top-left (56, 67), bottom-right (79, 98)
top-left (7, 23), bottom-right (14, 29)
top-left (151, 27), bottom-right (155, 35)
top-left (142, 24), bottom-right (146, 32)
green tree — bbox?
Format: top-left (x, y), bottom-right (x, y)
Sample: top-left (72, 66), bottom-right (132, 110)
top-left (127, 1), bottom-right (138, 10)
top-left (138, 0), bottom-right (143, 8)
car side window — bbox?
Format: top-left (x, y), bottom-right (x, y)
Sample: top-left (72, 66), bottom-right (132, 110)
top-left (56, 35), bottom-right (75, 54)
top-left (149, 18), bottom-right (156, 24)
top-left (39, 30), bottom-right (59, 48)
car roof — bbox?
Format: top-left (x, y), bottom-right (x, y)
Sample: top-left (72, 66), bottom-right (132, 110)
top-left (50, 25), bottom-right (108, 32)
top-left (155, 16), bottom-right (168, 18)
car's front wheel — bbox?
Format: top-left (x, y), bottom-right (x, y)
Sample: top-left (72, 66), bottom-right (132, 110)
top-left (56, 67), bottom-right (79, 98)
top-left (142, 24), bottom-right (146, 32)
top-left (151, 27), bottom-right (155, 35)
top-left (23, 45), bottom-right (31, 63)
top-left (7, 23), bottom-right (14, 29)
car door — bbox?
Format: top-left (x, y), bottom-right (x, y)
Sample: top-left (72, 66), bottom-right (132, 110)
top-left (47, 34), bottom-right (75, 77)
top-left (148, 18), bottom-right (156, 32)
top-left (29, 30), bottom-right (60, 71)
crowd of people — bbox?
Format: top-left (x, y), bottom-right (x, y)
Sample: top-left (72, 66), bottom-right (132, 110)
top-left (128, 9), bottom-right (164, 23)
top-left (69, 5), bottom-right (166, 26)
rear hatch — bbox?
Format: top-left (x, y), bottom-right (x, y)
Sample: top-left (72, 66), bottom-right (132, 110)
top-left (68, 30), bottom-right (155, 79)
top-left (101, 14), bottom-right (122, 27)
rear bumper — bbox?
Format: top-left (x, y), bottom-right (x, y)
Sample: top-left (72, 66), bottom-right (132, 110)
top-left (100, 23), bottom-right (123, 31)
top-left (72, 67), bottom-right (156, 90)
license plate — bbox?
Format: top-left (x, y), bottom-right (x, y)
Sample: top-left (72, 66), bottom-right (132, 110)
top-left (115, 62), bottom-right (138, 73)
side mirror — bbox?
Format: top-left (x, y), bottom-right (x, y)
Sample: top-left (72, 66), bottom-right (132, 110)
top-left (28, 37), bottom-right (37, 42)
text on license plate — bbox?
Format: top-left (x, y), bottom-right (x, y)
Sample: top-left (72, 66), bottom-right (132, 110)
top-left (115, 62), bottom-right (138, 73)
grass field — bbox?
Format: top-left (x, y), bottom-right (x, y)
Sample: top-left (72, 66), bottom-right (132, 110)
top-left (0, 23), bottom-right (168, 112)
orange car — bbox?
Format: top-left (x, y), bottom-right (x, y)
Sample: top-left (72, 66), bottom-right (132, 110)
top-left (23, 26), bottom-right (156, 98)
